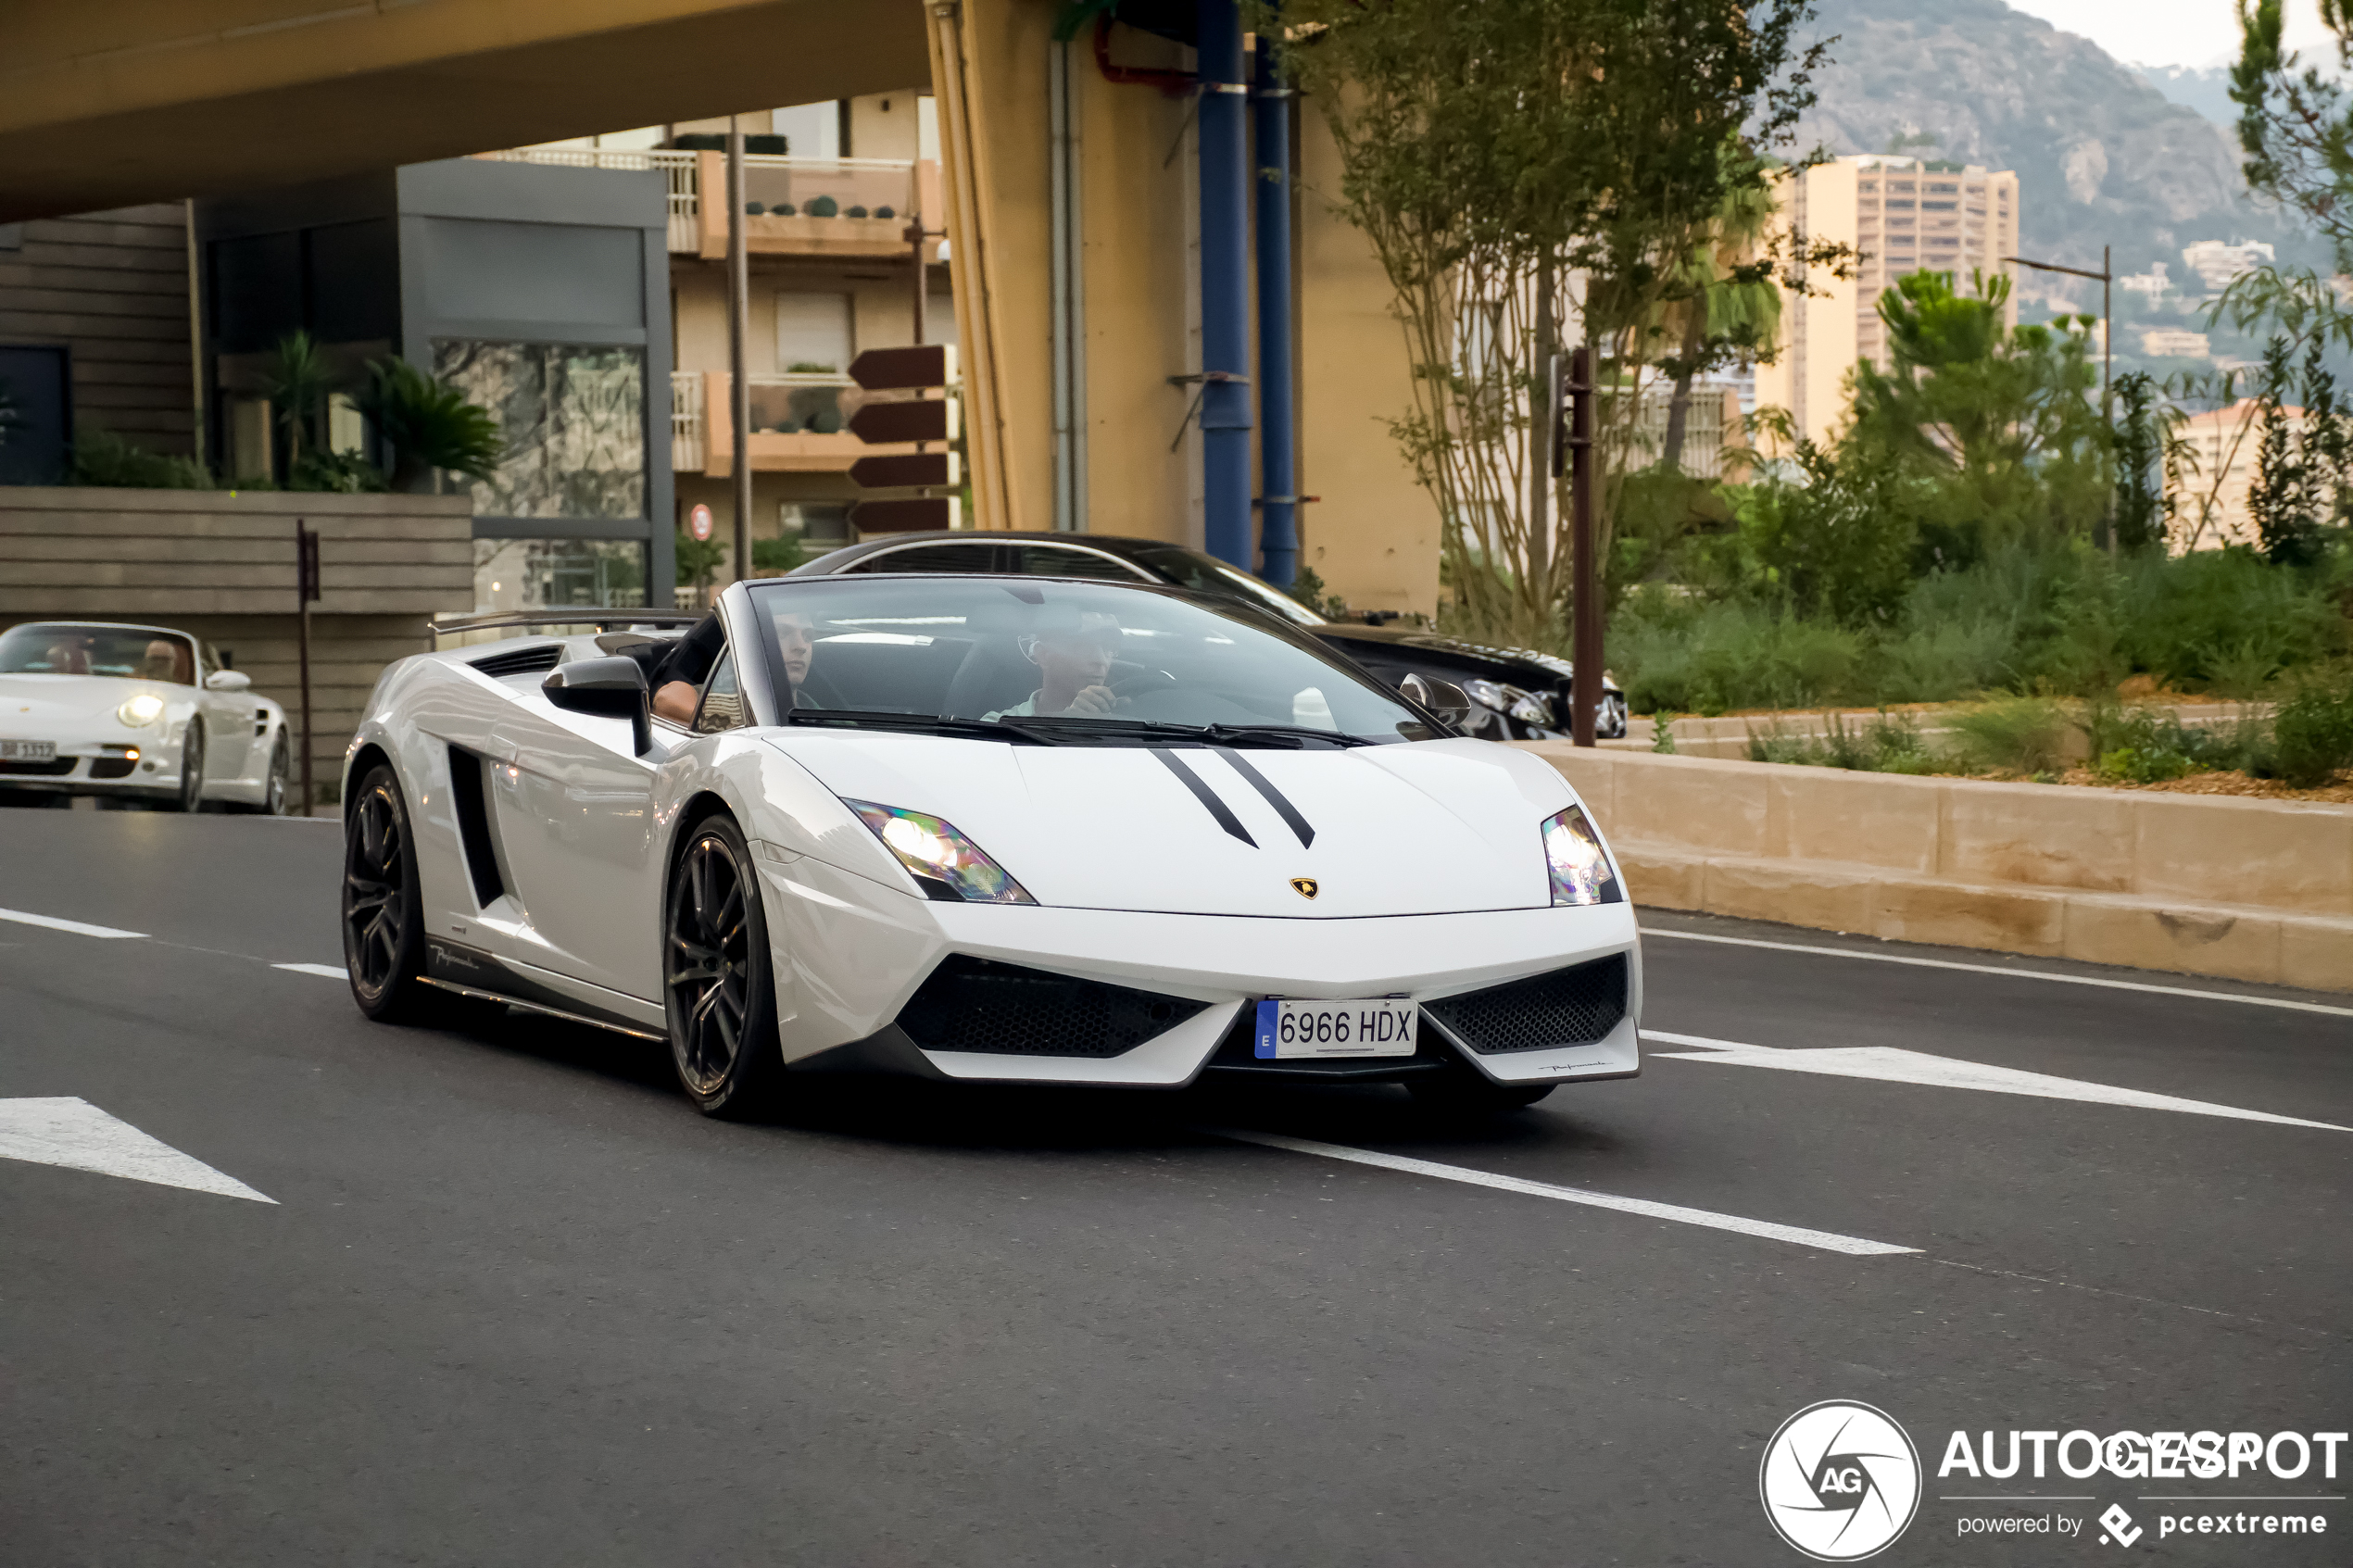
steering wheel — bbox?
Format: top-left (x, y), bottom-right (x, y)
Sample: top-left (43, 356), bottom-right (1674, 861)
top-left (1108, 668), bottom-right (1178, 699)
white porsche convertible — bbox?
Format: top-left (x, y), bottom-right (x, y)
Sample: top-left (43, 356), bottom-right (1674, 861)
top-left (0, 621), bottom-right (293, 812)
top-left (340, 575), bottom-right (1641, 1116)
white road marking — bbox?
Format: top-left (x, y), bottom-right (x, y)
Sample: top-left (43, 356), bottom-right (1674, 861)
top-left (272, 962), bottom-right (347, 979)
top-left (1205, 1127), bottom-right (1918, 1256)
top-left (0, 907), bottom-right (147, 940)
top-left (0, 1098), bottom-right (275, 1203)
top-left (1653, 1038), bottom-right (2349, 1132)
top-left (1642, 926), bottom-right (2353, 1020)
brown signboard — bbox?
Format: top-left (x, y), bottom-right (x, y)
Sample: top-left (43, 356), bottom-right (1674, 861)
top-left (850, 497), bottom-right (957, 534)
top-left (849, 452), bottom-right (959, 489)
top-left (848, 398), bottom-right (957, 445)
top-left (849, 344), bottom-right (957, 391)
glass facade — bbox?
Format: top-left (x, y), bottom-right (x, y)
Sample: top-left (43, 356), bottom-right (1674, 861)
top-left (472, 538), bottom-right (648, 611)
top-left (434, 341), bottom-right (648, 521)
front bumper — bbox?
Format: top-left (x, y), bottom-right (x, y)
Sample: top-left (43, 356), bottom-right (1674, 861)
top-left (760, 848), bottom-right (1642, 1088)
top-left (0, 743), bottom-right (178, 798)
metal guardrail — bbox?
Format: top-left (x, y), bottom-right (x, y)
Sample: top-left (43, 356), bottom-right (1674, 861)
top-left (478, 147), bottom-right (920, 253)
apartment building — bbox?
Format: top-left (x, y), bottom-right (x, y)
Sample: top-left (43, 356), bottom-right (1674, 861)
top-left (492, 93), bottom-right (950, 586)
top-left (2169, 398), bottom-right (2296, 551)
top-left (1754, 156), bottom-right (2020, 449)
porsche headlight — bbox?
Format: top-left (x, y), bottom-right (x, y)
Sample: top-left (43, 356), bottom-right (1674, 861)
top-left (117, 693), bottom-right (165, 727)
top-left (1542, 805), bottom-right (1621, 907)
top-left (847, 800), bottom-right (1035, 905)
top-left (1463, 677), bottom-right (1555, 728)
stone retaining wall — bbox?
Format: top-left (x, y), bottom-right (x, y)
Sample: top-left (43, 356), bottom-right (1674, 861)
top-left (1516, 744), bottom-right (2353, 993)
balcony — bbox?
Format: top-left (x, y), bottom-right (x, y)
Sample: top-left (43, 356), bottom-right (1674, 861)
top-left (478, 146), bottom-right (941, 260)
top-left (671, 370), bottom-right (923, 476)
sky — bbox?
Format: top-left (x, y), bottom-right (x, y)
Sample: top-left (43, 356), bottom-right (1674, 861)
top-left (2003, 0), bottom-right (2334, 68)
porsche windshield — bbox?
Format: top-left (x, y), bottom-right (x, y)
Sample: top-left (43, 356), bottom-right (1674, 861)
top-left (744, 577), bottom-right (1433, 744)
top-left (0, 623), bottom-right (195, 684)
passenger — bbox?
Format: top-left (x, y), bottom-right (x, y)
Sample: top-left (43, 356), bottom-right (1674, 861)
top-left (646, 608), bottom-right (817, 725)
top-left (986, 608), bottom-right (1123, 720)
top-left (142, 639), bottom-right (187, 684)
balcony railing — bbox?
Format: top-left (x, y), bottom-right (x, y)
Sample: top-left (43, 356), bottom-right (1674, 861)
top-left (479, 147), bottom-right (937, 258)
top-left (672, 370), bottom-right (922, 476)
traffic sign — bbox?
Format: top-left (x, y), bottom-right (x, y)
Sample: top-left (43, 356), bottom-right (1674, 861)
top-left (849, 452), bottom-right (960, 489)
top-left (849, 344), bottom-right (958, 392)
top-left (687, 503), bottom-right (714, 542)
top-left (848, 397), bottom-right (959, 445)
top-left (850, 497), bottom-right (957, 533)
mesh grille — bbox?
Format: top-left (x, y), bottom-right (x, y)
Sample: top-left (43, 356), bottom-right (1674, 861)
top-left (89, 758), bottom-right (137, 779)
top-left (897, 955), bottom-right (1208, 1059)
top-left (1427, 953), bottom-right (1628, 1055)
top-left (471, 644), bottom-right (563, 679)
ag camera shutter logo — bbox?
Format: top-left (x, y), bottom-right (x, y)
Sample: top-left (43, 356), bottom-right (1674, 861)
top-left (1760, 1400), bottom-right (1923, 1561)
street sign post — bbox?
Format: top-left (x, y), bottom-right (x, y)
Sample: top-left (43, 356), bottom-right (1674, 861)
top-left (687, 503), bottom-right (714, 542)
top-left (849, 452), bottom-right (960, 490)
top-left (849, 498), bottom-right (957, 533)
top-left (847, 398), bottom-right (959, 445)
top-left (849, 344), bottom-right (960, 537)
top-left (849, 344), bottom-right (957, 391)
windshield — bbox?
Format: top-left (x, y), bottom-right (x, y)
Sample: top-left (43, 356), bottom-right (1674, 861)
top-left (1123, 545), bottom-right (1326, 627)
top-left (0, 623), bottom-right (195, 684)
top-left (743, 577), bottom-right (1431, 743)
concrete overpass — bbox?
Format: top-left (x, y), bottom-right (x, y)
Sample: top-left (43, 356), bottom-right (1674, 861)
top-left (0, 0), bottom-right (1437, 615)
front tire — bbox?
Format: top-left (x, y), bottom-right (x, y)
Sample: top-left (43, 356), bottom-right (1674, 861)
top-left (1408, 1070), bottom-right (1555, 1116)
top-left (663, 814), bottom-right (786, 1119)
top-left (343, 763), bottom-right (444, 1022)
top-left (168, 721), bottom-right (206, 812)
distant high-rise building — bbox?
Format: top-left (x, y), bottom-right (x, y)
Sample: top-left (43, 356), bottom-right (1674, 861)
top-left (1753, 156), bottom-right (2020, 449)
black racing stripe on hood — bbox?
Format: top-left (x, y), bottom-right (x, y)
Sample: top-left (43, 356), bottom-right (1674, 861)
top-left (1149, 747), bottom-right (1256, 847)
top-left (1211, 746), bottom-right (1314, 848)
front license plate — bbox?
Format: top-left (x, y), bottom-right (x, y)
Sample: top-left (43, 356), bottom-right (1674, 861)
top-left (1254, 998), bottom-right (1418, 1059)
top-left (0, 740), bottom-right (56, 762)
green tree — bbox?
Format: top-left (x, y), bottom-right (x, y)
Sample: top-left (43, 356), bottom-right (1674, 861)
top-left (258, 331), bottom-right (341, 473)
top-left (2110, 370), bottom-right (2175, 552)
top-left (1846, 270), bottom-right (2111, 564)
top-left (1651, 146), bottom-right (1789, 473)
top-left (1266, 0), bottom-right (1832, 646)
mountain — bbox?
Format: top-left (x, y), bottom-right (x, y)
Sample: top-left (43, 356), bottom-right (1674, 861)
top-left (2131, 64), bottom-right (2239, 130)
top-left (1789, 0), bottom-right (2323, 358)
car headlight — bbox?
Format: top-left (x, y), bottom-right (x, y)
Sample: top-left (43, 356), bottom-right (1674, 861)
top-left (847, 799), bottom-right (1035, 905)
top-left (1462, 678), bottom-right (1554, 728)
top-left (1542, 805), bottom-right (1622, 907)
top-left (117, 693), bottom-right (165, 727)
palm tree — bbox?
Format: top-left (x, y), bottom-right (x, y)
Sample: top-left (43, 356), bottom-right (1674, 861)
top-left (355, 358), bottom-right (503, 491)
top-left (1651, 153), bottom-right (1783, 471)
top-left (258, 331), bottom-right (341, 473)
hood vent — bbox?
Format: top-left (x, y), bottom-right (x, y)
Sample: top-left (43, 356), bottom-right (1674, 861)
top-left (471, 644), bottom-right (563, 679)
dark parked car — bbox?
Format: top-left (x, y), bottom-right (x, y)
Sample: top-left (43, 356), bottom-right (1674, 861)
top-left (790, 532), bottom-right (1629, 741)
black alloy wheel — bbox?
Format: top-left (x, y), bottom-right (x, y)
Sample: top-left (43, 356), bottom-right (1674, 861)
top-left (663, 814), bottom-right (786, 1118)
top-left (343, 763), bottom-right (443, 1022)
top-left (169, 721), bottom-right (206, 812)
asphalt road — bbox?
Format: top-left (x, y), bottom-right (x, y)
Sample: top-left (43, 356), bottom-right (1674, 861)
top-left (2, 809), bottom-right (2347, 1566)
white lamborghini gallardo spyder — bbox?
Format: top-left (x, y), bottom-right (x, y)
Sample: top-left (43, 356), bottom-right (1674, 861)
top-left (340, 575), bottom-right (1641, 1116)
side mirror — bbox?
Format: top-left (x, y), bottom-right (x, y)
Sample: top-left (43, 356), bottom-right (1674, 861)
top-left (205, 670), bottom-right (252, 692)
top-left (1400, 671), bottom-right (1472, 728)
top-left (543, 657), bottom-right (652, 755)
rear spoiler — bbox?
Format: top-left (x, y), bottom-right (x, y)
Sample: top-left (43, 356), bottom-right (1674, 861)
top-left (429, 611), bottom-right (703, 648)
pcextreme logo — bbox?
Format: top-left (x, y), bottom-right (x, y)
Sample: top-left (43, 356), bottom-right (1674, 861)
top-left (1760, 1400), bottom-right (1924, 1562)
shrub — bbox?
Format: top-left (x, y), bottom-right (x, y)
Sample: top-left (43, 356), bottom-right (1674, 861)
top-left (751, 534), bottom-right (805, 573)
top-left (70, 430), bottom-right (215, 489)
top-left (2271, 666), bottom-right (2353, 787)
top-left (1612, 596), bottom-right (1862, 714)
top-left (1945, 696), bottom-right (2071, 774)
top-left (356, 358), bottom-right (502, 489)
top-left (289, 448), bottom-right (386, 493)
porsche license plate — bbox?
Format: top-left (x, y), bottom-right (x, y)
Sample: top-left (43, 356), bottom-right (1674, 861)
top-left (1254, 998), bottom-right (1418, 1059)
top-left (0, 740), bottom-right (56, 762)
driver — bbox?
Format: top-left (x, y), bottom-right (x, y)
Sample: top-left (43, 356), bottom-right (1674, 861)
top-left (142, 639), bottom-right (186, 684)
top-left (986, 608), bottom-right (1123, 720)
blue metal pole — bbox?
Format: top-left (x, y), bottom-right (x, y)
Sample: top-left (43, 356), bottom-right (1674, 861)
top-left (1197, 0), bottom-right (1254, 569)
top-left (1252, 19), bottom-right (1298, 586)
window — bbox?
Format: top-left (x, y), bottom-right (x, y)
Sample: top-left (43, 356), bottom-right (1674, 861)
top-left (1013, 545), bottom-right (1152, 582)
top-left (0, 624), bottom-right (194, 683)
top-left (782, 502), bottom-right (851, 546)
top-left (695, 650), bottom-right (746, 733)
top-left (472, 539), bottom-right (648, 611)
top-left (434, 341), bottom-right (646, 520)
top-left (775, 293), bottom-right (852, 373)
top-left (847, 542), bottom-right (1000, 573)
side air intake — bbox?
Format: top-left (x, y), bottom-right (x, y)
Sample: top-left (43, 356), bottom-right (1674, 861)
top-left (446, 746), bottom-right (506, 908)
top-left (470, 644), bottom-right (563, 679)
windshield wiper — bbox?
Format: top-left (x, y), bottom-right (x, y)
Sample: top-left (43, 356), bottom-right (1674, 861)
top-left (1002, 715), bottom-right (1371, 749)
top-left (781, 708), bottom-right (1051, 743)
